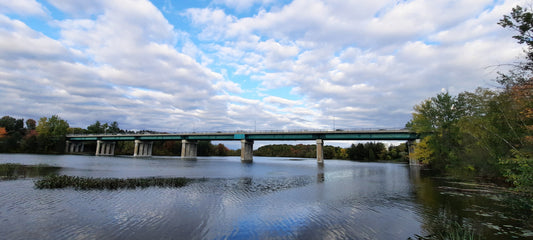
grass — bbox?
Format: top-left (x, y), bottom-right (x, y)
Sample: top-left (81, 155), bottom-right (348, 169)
top-left (34, 175), bottom-right (199, 190)
top-left (0, 163), bottom-right (61, 180)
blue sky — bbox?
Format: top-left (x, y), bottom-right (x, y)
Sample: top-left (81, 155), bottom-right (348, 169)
top-left (0, 0), bottom-right (524, 141)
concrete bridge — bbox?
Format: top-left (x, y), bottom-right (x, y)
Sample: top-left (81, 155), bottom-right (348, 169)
top-left (65, 129), bottom-right (420, 164)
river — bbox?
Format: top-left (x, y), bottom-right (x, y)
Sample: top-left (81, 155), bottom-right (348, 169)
top-left (0, 154), bottom-right (531, 239)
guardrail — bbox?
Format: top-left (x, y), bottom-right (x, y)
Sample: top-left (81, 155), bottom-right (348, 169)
top-left (66, 128), bottom-right (411, 137)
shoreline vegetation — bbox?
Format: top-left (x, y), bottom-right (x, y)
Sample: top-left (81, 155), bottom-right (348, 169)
top-left (405, 5), bottom-right (533, 197)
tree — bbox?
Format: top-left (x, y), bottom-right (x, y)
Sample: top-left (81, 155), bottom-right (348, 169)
top-left (411, 137), bottom-right (434, 165)
top-left (197, 141), bottom-right (213, 156)
top-left (67, 127), bottom-right (87, 134)
top-left (87, 120), bottom-right (123, 134)
top-left (406, 92), bottom-right (467, 171)
top-left (35, 115), bottom-right (69, 153)
top-left (108, 121), bottom-right (121, 134)
top-left (499, 5), bottom-right (533, 73)
top-left (0, 116), bottom-right (24, 133)
top-left (26, 119), bottom-right (36, 130)
top-left (35, 115), bottom-right (69, 137)
top-left (0, 127), bottom-right (6, 138)
top-left (87, 121), bottom-right (103, 134)
top-left (214, 143), bottom-right (229, 156)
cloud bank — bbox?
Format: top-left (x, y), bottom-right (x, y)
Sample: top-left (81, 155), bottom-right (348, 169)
top-left (0, 0), bottom-right (524, 132)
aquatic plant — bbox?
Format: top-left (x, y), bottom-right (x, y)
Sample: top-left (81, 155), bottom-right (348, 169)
top-left (34, 175), bottom-right (197, 190)
top-left (408, 221), bottom-right (478, 240)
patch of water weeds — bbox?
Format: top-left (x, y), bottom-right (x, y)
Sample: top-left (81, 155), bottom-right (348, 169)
top-left (34, 175), bottom-right (204, 190)
top-left (222, 176), bottom-right (314, 194)
top-left (0, 163), bottom-right (61, 180)
top-left (408, 221), bottom-right (479, 240)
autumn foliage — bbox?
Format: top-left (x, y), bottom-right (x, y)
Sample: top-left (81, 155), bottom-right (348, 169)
top-left (511, 79), bottom-right (533, 145)
top-left (0, 127), bottom-right (6, 138)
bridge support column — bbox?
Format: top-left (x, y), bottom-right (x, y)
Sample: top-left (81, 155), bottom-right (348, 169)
top-left (65, 140), bottom-right (70, 153)
top-left (70, 142), bottom-right (76, 153)
top-left (96, 140), bottom-right (115, 156)
top-left (408, 140), bottom-right (419, 165)
top-left (65, 141), bottom-right (85, 153)
top-left (316, 139), bottom-right (324, 164)
top-left (134, 140), bottom-right (153, 157)
top-left (181, 140), bottom-right (197, 159)
top-left (241, 140), bottom-right (254, 163)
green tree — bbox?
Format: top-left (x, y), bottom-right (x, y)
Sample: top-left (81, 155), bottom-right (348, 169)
top-left (497, 5), bottom-right (533, 191)
top-left (499, 5), bottom-right (533, 74)
top-left (87, 121), bottom-right (103, 134)
top-left (197, 141), bottom-right (213, 156)
top-left (0, 116), bottom-right (24, 133)
top-left (108, 121), bottom-right (121, 134)
top-left (406, 92), bottom-right (467, 172)
top-left (35, 115), bottom-right (69, 153)
top-left (35, 115), bottom-right (69, 137)
top-left (25, 119), bottom-right (36, 130)
top-left (87, 121), bottom-right (123, 134)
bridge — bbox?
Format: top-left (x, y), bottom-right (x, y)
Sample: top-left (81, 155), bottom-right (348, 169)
top-left (65, 129), bottom-right (420, 164)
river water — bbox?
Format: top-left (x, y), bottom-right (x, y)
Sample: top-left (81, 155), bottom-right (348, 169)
top-left (0, 154), bottom-right (531, 239)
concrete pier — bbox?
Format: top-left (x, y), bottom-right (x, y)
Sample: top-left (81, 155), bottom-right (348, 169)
top-left (134, 140), bottom-right (153, 157)
top-left (240, 139), bottom-right (254, 163)
top-left (316, 139), bottom-right (324, 164)
top-left (65, 141), bottom-right (84, 153)
top-left (96, 140), bottom-right (115, 156)
top-left (181, 140), bottom-right (198, 159)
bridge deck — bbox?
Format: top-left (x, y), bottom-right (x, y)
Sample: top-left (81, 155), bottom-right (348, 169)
top-left (67, 129), bottom-right (418, 141)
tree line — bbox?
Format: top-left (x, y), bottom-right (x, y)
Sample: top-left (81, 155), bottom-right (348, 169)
top-left (407, 5), bottom-right (533, 193)
top-left (0, 115), bottom-right (69, 153)
top-left (0, 116), bottom-right (242, 156)
top-left (254, 142), bottom-right (409, 162)
top-left (0, 114), bottom-right (408, 161)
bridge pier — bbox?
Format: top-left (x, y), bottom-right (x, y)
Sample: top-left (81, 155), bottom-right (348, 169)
top-left (181, 140), bottom-right (197, 159)
top-left (316, 139), bottom-right (324, 164)
top-left (65, 141), bottom-right (84, 153)
top-left (96, 140), bottom-right (115, 156)
top-left (241, 140), bottom-right (254, 163)
top-left (408, 139), bottom-right (419, 165)
top-left (134, 140), bottom-right (153, 157)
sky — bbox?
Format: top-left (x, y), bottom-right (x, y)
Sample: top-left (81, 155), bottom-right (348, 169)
top-left (0, 0), bottom-right (526, 137)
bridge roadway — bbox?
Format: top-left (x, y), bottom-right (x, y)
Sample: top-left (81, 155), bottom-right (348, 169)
top-left (65, 129), bottom-right (419, 164)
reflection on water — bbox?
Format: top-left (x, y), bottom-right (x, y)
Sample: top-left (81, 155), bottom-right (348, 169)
top-left (412, 171), bottom-right (533, 239)
top-left (0, 163), bottom-right (61, 180)
top-left (0, 154), bottom-right (531, 239)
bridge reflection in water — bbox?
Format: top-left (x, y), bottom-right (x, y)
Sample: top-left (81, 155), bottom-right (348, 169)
top-left (66, 129), bottom-right (420, 164)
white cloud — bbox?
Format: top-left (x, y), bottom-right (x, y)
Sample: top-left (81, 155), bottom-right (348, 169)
top-left (0, 0), bottom-right (46, 16)
top-left (0, 16), bottom-right (69, 60)
top-left (263, 96), bottom-right (301, 106)
top-left (214, 80), bottom-right (244, 93)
